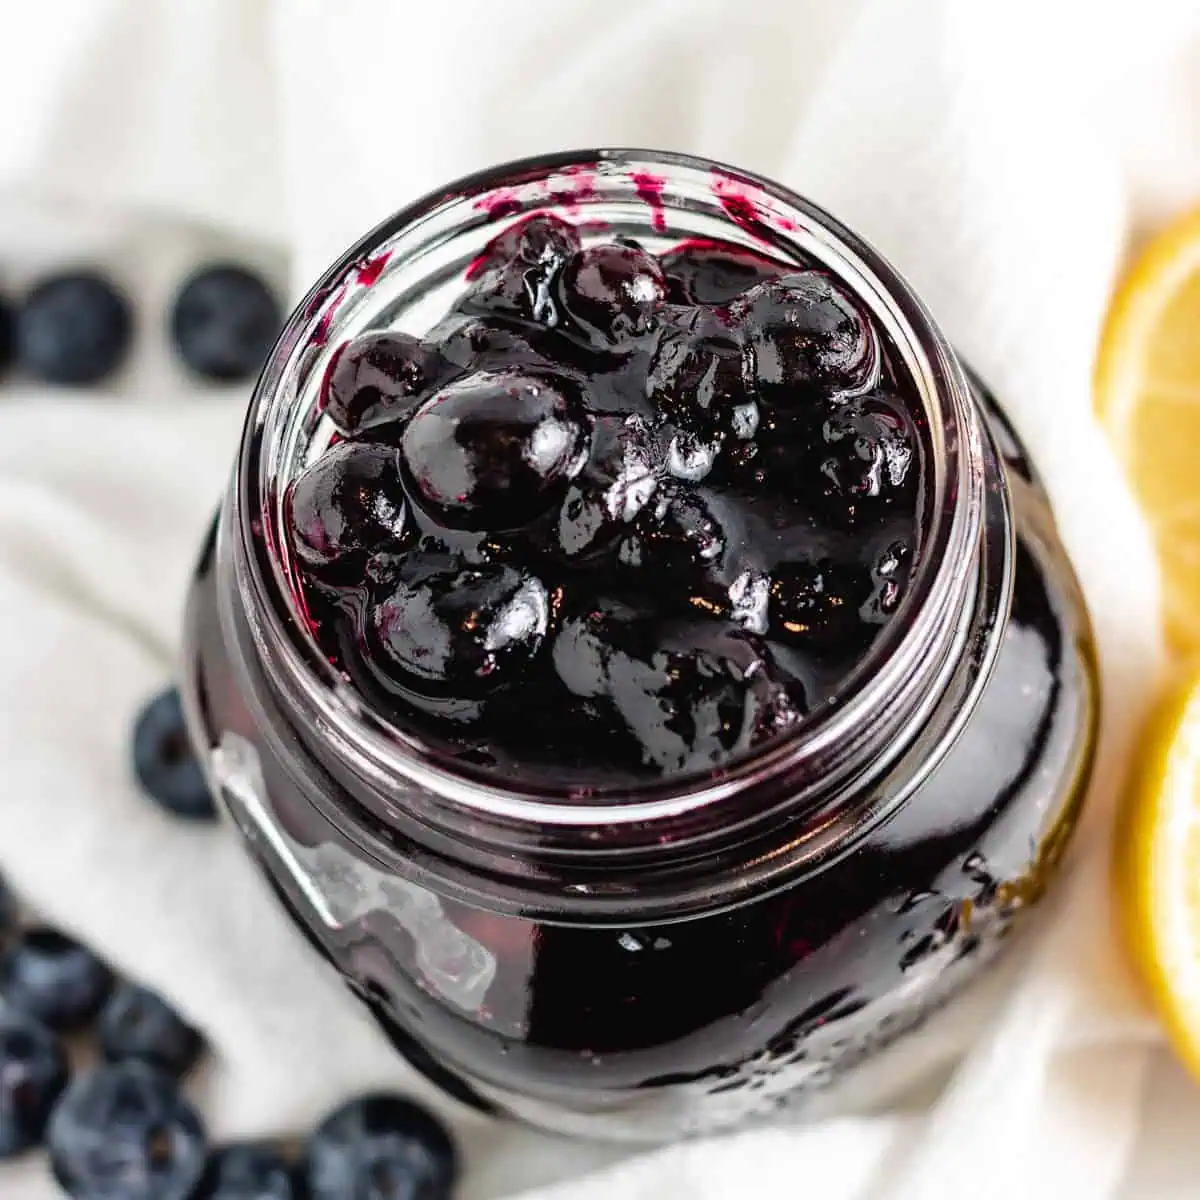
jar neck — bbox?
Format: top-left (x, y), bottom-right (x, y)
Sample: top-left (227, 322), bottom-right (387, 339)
top-left (222, 149), bottom-right (1013, 919)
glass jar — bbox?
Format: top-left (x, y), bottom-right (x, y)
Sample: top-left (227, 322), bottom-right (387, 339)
top-left (182, 150), bottom-right (1097, 1142)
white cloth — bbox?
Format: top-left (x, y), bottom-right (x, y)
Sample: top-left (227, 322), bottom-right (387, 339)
top-left (0, 1), bottom-right (1197, 1196)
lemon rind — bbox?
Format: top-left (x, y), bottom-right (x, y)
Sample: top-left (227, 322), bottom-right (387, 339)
top-left (1094, 207), bottom-right (1200, 453)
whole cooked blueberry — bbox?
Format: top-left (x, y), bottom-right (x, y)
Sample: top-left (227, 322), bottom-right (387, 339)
top-left (553, 608), bottom-right (802, 774)
top-left (554, 414), bottom-right (663, 559)
top-left (0, 1010), bottom-right (68, 1158)
top-left (559, 243), bottom-right (666, 342)
top-left (0, 929), bottom-right (114, 1031)
top-left (48, 1062), bottom-right (207, 1200)
top-left (287, 441), bottom-right (409, 572)
top-left (767, 558), bottom-right (875, 654)
top-left (368, 556), bottom-right (550, 693)
top-left (617, 486), bottom-right (746, 592)
top-left (732, 271), bottom-right (874, 397)
top-left (17, 272), bottom-right (132, 385)
top-left (99, 984), bottom-right (204, 1079)
top-left (0, 869), bottom-right (16, 943)
top-left (647, 309), bottom-right (755, 451)
top-left (323, 332), bottom-right (448, 434)
top-left (304, 1094), bottom-right (457, 1200)
top-left (198, 1144), bottom-right (296, 1200)
top-left (171, 265), bottom-right (281, 383)
top-left (132, 687), bottom-right (216, 821)
top-left (433, 315), bottom-right (552, 375)
top-left (814, 393), bottom-right (918, 518)
top-left (0, 293), bottom-right (14, 374)
top-left (466, 213), bottom-right (581, 325)
top-left (401, 369), bottom-right (589, 530)
top-left (660, 239), bottom-right (790, 305)
top-left (860, 537), bottom-right (914, 626)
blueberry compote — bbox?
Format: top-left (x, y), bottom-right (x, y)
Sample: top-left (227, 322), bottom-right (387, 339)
top-left (285, 219), bottom-right (913, 782)
top-left (182, 152), bottom-right (1097, 1142)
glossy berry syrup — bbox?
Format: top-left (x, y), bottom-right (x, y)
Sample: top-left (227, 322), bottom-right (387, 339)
top-left (286, 220), bottom-right (920, 783)
top-left (183, 155), bottom-right (1096, 1142)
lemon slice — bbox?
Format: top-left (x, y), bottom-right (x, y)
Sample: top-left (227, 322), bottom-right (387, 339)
top-left (1116, 676), bottom-right (1200, 1073)
top-left (1095, 206), bottom-right (1200, 659)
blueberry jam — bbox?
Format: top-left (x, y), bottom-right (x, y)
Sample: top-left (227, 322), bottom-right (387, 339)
top-left (286, 226), bottom-right (921, 783)
top-left (183, 153), bottom-right (1096, 1142)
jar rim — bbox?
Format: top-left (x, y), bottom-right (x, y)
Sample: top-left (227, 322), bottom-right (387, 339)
top-left (233, 147), bottom-right (987, 839)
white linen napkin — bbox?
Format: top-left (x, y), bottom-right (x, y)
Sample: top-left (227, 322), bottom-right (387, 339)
top-left (1, 1), bottom-right (1198, 1196)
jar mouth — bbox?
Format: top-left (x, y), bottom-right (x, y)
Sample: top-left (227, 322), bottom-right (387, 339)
top-left (235, 148), bottom-right (984, 829)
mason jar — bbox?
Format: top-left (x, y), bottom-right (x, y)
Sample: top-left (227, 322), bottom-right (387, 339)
top-left (181, 149), bottom-right (1097, 1142)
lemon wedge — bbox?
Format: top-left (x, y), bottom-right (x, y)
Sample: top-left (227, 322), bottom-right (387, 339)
top-left (1116, 677), bottom-right (1200, 1074)
top-left (1094, 206), bottom-right (1200, 659)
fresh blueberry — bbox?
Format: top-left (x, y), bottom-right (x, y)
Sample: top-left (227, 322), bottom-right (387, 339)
top-left (198, 1144), bottom-right (296, 1200)
top-left (323, 332), bottom-right (448, 434)
top-left (660, 239), bottom-right (790, 305)
top-left (0, 928), bottom-right (114, 1031)
top-left (0, 1010), bottom-right (68, 1158)
top-left (554, 414), bottom-right (663, 559)
top-left (0, 870), bottom-right (17, 943)
top-left (99, 984), bottom-right (204, 1079)
top-left (465, 213), bottom-right (581, 325)
top-left (132, 687), bottom-right (217, 821)
top-left (171, 265), bottom-right (282, 383)
top-left (558, 243), bottom-right (667, 342)
top-left (367, 556), bottom-right (550, 695)
top-left (732, 271), bottom-right (874, 397)
top-left (553, 606), bottom-right (802, 775)
top-left (48, 1061), bottom-right (207, 1200)
top-left (17, 272), bottom-right (133, 385)
top-left (401, 369), bottom-right (589, 530)
top-left (0, 293), bottom-right (15, 374)
top-left (286, 442), bottom-right (409, 574)
top-left (303, 1093), bottom-right (457, 1200)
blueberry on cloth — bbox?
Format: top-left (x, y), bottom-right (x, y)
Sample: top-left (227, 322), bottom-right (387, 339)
top-left (0, 292), bottom-right (16, 373)
top-left (171, 264), bottom-right (282, 383)
top-left (0, 928), bottom-right (114, 1031)
top-left (0, 1009), bottom-right (68, 1158)
top-left (48, 1061), bottom-right (207, 1200)
top-left (17, 271), bottom-right (133, 385)
top-left (303, 1094), bottom-right (458, 1200)
top-left (197, 1143), bottom-right (298, 1200)
top-left (99, 984), bottom-right (204, 1079)
top-left (132, 687), bottom-right (217, 821)
top-left (0, 869), bottom-right (17, 942)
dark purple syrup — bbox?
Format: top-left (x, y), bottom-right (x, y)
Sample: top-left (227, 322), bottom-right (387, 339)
top-left (284, 218), bottom-right (925, 784)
